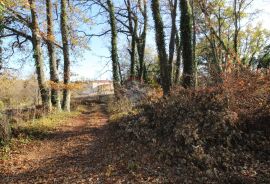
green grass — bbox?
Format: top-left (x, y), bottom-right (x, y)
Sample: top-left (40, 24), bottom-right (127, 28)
top-left (13, 111), bottom-right (81, 138)
top-left (1, 109), bottom-right (81, 160)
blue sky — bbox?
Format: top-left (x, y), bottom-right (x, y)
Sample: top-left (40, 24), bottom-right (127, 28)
top-left (73, 0), bottom-right (270, 80)
top-left (5, 0), bottom-right (270, 81)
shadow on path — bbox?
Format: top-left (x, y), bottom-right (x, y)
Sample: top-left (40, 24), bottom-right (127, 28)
top-left (0, 98), bottom-right (172, 184)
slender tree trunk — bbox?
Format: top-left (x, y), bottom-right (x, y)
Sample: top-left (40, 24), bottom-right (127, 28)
top-left (218, 7), bottom-right (223, 68)
top-left (118, 61), bottom-right (123, 85)
top-left (151, 0), bottom-right (171, 95)
top-left (209, 31), bottom-right (222, 83)
top-left (0, 4), bottom-right (3, 73)
top-left (126, 0), bottom-right (137, 80)
top-left (168, 0), bottom-right (178, 85)
top-left (180, 0), bottom-right (194, 88)
top-left (215, 8), bottom-right (223, 83)
top-left (60, 0), bottom-right (71, 112)
top-left (0, 29), bottom-right (3, 73)
top-left (233, 0), bottom-right (239, 66)
top-left (203, 28), bottom-right (222, 84)
top-left (28, 0), bottom-right (51, 110)
top-left (130, 36), bottom-right (136, 80)
top-left (137, 0), bottom-right (147, 83)
top-left (174, 30), bottom-right (182, 84)
top-left (191, 0), bottom-right (197, 87)
top-left (233, 0), bottom-right (237, 57)
top-left (107, 0), bottom-right (121, 96)
top-left (143, 63), bottom-right (148, 82)
top-left (46, 0), bottom-right (61, 111)
top-left (130, 22), bottom-right (137, 80)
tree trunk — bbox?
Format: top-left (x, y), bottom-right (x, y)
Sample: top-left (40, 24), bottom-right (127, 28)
top-left (168, 0), bottom-right (178, 85)
top-left (129, 23), bottom-right (137, 80)
top-left (233, 0), bottom-right (238, 64)
top-left (209, 31), bottom-right (222, 83)
top-left (143, 63), bottom-right (148, 82)
top-left (137, 0), bottom-right (147, 83)
top-left (46, 0), bottom-right (61, 111)
top-left (107, 0), bottom-right (121, 96)
top-left (151, 0), bottom-right (171, 95)
top-left (191, 0), bottom-right (197, 87)
top-left (60, 0), bottom-right (71, 112)
top-left (28, 0), bottom-right (51, 110)
top-left (218, 7), bottom-right (223, 70)
top-left (118, 61), bottom-right (123, 85)
top-left (0, 29), bottom-right (3, 73)
top-left (174, 30), bottom-right (182, 84)
top-left (0, 5), bottom-right (3, 73)
top-left (126, 0), bottom-right (137, 80)
top-left (180, 0), bottom-right (194, 88)
top-left (130, 35), bottom-right (137, 80)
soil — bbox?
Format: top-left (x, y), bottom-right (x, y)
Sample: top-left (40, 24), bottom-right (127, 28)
top-left (0, 99), bottom-right (172, 184)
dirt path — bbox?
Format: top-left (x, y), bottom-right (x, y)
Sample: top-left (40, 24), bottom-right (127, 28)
top-left (0, 99), bottom-right (172, 184)
top-left (0, 101), bottom-right (110, 183)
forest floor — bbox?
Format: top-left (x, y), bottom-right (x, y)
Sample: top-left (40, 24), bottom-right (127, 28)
top-left (0, 97), bottom-right (173, 184)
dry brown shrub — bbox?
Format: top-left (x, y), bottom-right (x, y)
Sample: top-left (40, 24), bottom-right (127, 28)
top-left (221, 69), bottom-right (270, 133)
top-left (223, 70), bottom-right (270, 112)
top-left (114, 70), bottom-right (270, 183)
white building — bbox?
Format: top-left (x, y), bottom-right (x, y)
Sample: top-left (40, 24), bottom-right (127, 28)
top-left (78, 80), bottom-right (114, 96)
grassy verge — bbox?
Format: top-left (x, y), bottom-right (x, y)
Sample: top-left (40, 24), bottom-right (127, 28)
top-left (0, 109), bottom-right (81, 160)
top-left (12, 111), bottom-right (81, 138)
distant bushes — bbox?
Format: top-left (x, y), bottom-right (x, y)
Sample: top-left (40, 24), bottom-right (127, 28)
top-left (0, 73), bottom-right (39, 109)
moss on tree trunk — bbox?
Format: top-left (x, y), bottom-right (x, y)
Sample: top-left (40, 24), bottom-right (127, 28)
top-left (28, 0), bottom-right (51, 110)
top-left (107, 0), bottom-right (121, 95)
top-left (180, 0), bottom-right (194, 88)
top-left (151, 0), bottom-right (171, 95)
top-left (60, 0), bottom-right (71, 112)
top-left (46, 0), bottom-right (61, 111)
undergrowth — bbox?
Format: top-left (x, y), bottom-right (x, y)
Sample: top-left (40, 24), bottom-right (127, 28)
top-left (108, 96), bottom-right (138, 121)
top-left (109, 70), bottom-right (270, 183)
